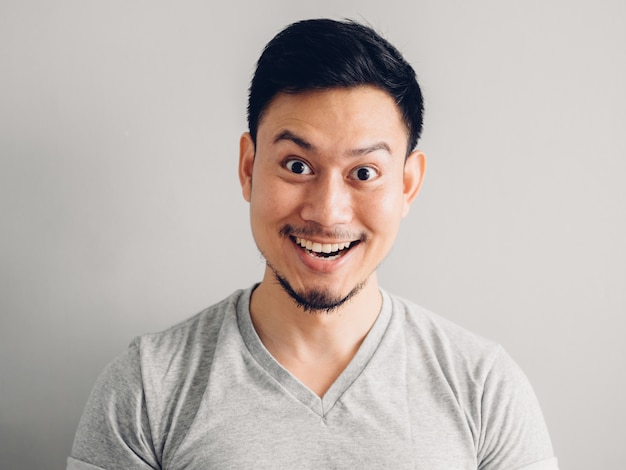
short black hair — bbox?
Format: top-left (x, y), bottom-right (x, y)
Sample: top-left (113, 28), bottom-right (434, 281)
top-left (247, 18), bottom-right (424, 155)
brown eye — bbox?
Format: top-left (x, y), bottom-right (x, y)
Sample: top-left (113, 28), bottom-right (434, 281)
top-left (285, 159), bottom-right (312, 175)
top-left (350, 166), bottom-right (379, 181)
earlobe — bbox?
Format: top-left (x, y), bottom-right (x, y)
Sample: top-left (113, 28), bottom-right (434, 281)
top-left (402, 150), bottom-right (426, 217)
top-left (239, 133), bottom-right (255, 202)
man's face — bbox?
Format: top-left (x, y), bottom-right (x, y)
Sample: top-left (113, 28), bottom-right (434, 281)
top-left (239, 86), bottom-right (425, 311)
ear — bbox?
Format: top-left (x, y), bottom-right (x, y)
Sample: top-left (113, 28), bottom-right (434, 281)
top-left (239, 132), bottom-right (255, 202)
top-left (401, 150), bottom-right (426, 217)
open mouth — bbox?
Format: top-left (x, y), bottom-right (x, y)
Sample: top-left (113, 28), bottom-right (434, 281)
top-left (292, 236), bottom-right (360, 260)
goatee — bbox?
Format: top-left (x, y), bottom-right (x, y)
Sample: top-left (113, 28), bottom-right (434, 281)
top-left (270, 264), bottom-right (365, 314)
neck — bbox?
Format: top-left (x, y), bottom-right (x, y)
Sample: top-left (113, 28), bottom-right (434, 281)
top-left (248, 269), bottom-right (382, 395)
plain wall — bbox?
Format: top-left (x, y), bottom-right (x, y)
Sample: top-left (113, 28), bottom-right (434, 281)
top-left (1, 1), bottom-right (624, 468)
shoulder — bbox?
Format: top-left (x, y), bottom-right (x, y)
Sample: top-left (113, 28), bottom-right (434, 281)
top-left (135, 288), bottom-right (246, 368)
top-left (70, 288), bottom-right (252, 466)
top-left (385, 290), bottom-right (501, 368)
top-left (87, 286), bottom-right (250, 400)
top-left (382, 290), bottom-right (556, 469)
top-left (384, 290), bottom-right (535, 397)
top-left (126, 287), bottom-right (251, 417)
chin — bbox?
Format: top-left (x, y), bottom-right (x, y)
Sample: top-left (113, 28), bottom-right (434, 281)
top-left (271, 266), bottom-right (365, 314)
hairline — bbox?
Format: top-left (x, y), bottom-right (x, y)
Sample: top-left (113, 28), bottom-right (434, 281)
top-left (254, 85), bottom-right (415, 158)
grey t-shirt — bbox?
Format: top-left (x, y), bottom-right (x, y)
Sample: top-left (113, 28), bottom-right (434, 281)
top-left (68, 287), bottom-right (558, 469)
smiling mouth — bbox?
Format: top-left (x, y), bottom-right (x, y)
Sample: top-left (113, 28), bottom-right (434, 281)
top-left (292, 236), bottom-right (359, 260)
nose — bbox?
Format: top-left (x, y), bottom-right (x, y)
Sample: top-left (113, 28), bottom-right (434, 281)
top-left (299, 173), bottom-right (353, 228)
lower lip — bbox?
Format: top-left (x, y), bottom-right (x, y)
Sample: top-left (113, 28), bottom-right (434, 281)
top-left (292, 240), bottom-right (356, 273)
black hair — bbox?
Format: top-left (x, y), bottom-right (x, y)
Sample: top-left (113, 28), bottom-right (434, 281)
top-left (247, 18), bottom-right (424, 155)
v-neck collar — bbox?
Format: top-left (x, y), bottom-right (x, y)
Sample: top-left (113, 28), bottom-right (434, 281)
top-left (236, 286), bottom-right (392, 417)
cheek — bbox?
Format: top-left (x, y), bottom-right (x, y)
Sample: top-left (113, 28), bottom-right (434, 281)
top-left (250, 179), bottom-right (300, 222)
top-left (359, 187), bottom-right (405, 230)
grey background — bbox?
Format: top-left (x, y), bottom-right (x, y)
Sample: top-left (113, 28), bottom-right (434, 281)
top-left (1, 1), bottom-right (624, 469)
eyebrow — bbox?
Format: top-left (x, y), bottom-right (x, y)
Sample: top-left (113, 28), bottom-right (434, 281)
top-left (273, 130), bottom-right (316, 152)
top-left (273, 129), bottom-right (391, 157)
top-left (347, 141), bottom-right (391, 157)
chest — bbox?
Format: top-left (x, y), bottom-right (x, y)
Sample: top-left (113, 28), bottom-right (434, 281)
top-left (161, 359), bottom-right (478, 469)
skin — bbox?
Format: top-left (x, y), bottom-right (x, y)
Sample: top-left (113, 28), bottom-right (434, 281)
top-left (239, 85), bottom-right (426, 396)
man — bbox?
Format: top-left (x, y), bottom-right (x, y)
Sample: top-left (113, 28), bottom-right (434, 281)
top-left (68, 19), bottom-right (558, 469)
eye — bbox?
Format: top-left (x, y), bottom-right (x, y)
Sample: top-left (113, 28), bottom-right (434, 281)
top-left (285, 159), bottom-right (313, 175)
top-left (350, 166), bottom-right (379, 181)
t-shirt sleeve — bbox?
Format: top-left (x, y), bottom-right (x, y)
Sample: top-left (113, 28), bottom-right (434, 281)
top-left (477, 347), bottom-right (558, 470)
top-left (67, 340), bottom-right (160, 470)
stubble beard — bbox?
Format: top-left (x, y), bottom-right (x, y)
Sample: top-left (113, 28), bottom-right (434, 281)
top-left (267, 262), bottom-right (367, 314)
top-left (260, 222), bottom-right (371, 313)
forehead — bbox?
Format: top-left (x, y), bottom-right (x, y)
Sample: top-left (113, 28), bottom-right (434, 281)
top-left (257, 86), bottom-right (409, 153)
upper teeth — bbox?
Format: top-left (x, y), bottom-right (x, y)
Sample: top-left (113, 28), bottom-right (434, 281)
top-left (295, 237), bottom-right (353, 253)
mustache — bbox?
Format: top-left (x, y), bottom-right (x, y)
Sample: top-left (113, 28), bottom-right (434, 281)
top-left (280, 224), bottom-right (367, 242)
